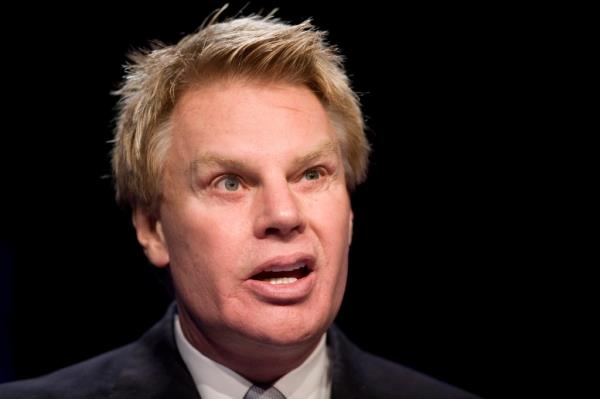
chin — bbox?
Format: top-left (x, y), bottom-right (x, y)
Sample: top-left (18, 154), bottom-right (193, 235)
top-left (242, 310), bottom-right (330, 348)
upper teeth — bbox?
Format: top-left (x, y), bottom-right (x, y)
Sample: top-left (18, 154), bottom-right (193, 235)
top-left (265, 262), bottom-right (305, 273)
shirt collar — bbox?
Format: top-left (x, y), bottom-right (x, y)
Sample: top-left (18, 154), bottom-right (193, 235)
top-left (174, 315), bottom-right (331, 399)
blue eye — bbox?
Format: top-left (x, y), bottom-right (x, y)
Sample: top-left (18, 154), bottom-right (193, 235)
top-left (304, 169), bottom-right (321, 181)
top-left (218, 176), bottom-right (241, 191)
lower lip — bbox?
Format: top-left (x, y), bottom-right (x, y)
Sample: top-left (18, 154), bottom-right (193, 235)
top-left (244, 271), bottom-right (316, 303)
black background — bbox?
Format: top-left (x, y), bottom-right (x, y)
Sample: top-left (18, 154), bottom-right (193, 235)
top-left (0, 2), bottom-right (544, 398)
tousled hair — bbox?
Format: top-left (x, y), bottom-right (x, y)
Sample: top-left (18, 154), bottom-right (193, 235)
top-left (112, 13), bottom-right (370, 215)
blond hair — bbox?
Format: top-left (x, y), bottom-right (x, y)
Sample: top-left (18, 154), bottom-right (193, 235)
top-left (112, 14), bottom-right (370, 214)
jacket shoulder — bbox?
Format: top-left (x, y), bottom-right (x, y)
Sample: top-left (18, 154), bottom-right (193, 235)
top-left (328, 326), bottom-right (481, 399)
top-left (0, 304), bottom-right (197, 399)
top-left (0, 342), bottom-right (140, 399)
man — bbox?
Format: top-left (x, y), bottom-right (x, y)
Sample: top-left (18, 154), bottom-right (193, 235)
top-left (0, 11), bottom-right (479, 399)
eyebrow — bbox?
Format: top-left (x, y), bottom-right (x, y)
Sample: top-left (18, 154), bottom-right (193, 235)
top-left (189, 156), bottom-right (248, 174)
top-left (292, 140), bottom-right (340, 169)
top-left (189, 140), bottom-right (340, 175)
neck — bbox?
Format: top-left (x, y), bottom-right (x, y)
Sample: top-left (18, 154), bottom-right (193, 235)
top-left (178, 307), bottom-right (321, 384)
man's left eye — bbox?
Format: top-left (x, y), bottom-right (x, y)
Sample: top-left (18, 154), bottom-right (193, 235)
top-left (304, 169), bottom-right (322, 181)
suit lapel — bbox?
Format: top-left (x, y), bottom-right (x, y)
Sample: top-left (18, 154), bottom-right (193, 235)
top-left (110, 303), bottom-right (200, 399)
top-left (328, 325), bottom-right (368, 399)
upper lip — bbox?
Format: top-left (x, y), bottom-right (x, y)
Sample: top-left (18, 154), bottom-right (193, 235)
top-left (247, 253), bottom-right (316, 279)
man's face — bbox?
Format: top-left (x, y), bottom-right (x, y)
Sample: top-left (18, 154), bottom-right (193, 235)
top-left (143, 80), bottom-right (352, 350)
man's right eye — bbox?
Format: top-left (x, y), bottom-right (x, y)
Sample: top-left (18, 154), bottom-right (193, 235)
top-left (215, 175), bottom-right (241, 192)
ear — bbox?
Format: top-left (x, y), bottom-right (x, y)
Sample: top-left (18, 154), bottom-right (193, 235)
top-left (132, 208), bottom-right (170, 268)
top-left (348, 210), bottom-right (354, 246)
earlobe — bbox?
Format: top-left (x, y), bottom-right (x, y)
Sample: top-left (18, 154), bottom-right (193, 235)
top-left (132, 209), bottom-right (170, 268)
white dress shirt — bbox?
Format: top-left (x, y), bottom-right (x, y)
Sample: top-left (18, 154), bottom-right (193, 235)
top-left (174, 315), bottom-right (331, 399)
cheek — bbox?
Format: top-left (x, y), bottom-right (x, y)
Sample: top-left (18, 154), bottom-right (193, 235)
top-left (165, 211), bottom-right (250, 289)
top-left (317, 195), bottom-right (352, 250)
top-left (313, 194), bottom-right (352, 280)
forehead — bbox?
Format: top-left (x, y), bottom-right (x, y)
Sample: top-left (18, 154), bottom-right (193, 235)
top-left (169, 80), bottom-right (338, 160)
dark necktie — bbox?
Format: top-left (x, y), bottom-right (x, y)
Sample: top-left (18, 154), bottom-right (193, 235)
top-left (243, 384), bottom-right (286, 399)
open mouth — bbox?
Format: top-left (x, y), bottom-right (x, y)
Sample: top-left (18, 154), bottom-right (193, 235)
top-left (250, 262), bottom-right (312, 285)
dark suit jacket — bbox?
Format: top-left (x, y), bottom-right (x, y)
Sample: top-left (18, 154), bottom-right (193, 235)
top-left (0, 305), bottom-right (480, 398)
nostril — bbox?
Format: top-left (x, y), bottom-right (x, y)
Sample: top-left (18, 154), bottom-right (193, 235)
top-left (264, 224), bottom-right (301, 236)
top-left (265, 227), bottom-right (279, 236)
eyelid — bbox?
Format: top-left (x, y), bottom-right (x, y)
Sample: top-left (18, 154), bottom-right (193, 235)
top-left (299, 165), bottom-right (329, 180)
top-left (307, 165), bottom-right (327, 174)
top-left (212, 174), bottom-right (245, 189)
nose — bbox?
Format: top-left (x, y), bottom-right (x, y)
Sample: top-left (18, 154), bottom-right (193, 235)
top-left (253, 179), bottom-right (306, 239)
